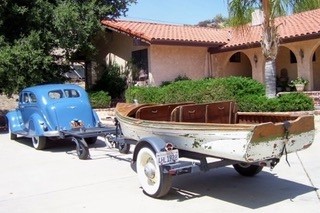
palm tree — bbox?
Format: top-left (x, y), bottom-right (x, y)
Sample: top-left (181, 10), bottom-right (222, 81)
top-left (227, 0), bottom-right (320, 98)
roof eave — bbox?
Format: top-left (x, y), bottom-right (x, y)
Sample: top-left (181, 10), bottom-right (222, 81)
top-left (103, 25), bottom-right (152, 44)
top-left (151, 39), bottom-right (226, 47)
top-left (280, 33), bottom-right (320, 44)
top-left (210, 32), bottom-right (320, 54)
top-left (209, 42), bottom-right (261, 54)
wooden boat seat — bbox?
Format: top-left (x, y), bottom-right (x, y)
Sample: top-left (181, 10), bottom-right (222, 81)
top-left (136, 103), bottom-right (193, 121)
top-left (171, 101), bottom-right (238, 124)
top-left (206, 101), bottom-right (237, 124)
top-left (172, 104), bottom-right (207, 123)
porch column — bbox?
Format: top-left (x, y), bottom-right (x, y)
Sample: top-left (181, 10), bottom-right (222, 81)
top-left (297, 48), bottom-right (313, 90)
top-left (251, 53), bottom-right (264, 84)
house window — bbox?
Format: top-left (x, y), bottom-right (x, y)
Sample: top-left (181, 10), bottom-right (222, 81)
top-left (229, 52), bottom-right (241, 63)
top-left (290, 50), bottom-right (297, 63)
top-left (312, 52), bottom-right (316, 62)
top-left (132, 49), bottom-right (148, 81)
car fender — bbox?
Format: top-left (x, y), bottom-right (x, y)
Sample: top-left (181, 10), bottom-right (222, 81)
top-left (132, 137), bottom-right (167, 163)
top-left (28, 113), bottom-right (47, 136)
top-left (92, 110), bottom-right (101, 127)
top-left (6, 110), bottom-right (24, 133)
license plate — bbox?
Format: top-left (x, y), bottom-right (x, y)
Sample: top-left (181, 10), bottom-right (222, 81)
top-left (156, 149), bottom-right (179, 165)
top-left (71, 120), bottom-right (83, 128)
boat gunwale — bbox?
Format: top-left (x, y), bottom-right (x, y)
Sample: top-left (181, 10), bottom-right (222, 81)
top-left (115, 103), bottom-right (315, 132)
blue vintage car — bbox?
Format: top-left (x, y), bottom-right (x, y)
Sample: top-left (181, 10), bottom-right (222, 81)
top-left (6, 84), bottom-right (114, 159)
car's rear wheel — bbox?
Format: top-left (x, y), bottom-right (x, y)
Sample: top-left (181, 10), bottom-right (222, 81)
top-left (32, 136), bottom-right (47, 150)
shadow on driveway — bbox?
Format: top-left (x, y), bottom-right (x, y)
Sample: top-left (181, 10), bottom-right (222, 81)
top-left (162, 167), bottom-right (317, 209)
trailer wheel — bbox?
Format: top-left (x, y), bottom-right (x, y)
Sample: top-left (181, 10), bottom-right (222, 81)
top-left (118, 143), bottom-right (130, 154)
top-left (136, 146), bottom-right (172, 198)
top-left (84, 137), bottom-right (97, 144)
top-left (32, 136), bottom-right (47, 150)
top-left (233, 163), bottom-right (263, 177)
top-left (76, 139), bottom-right (90, 160)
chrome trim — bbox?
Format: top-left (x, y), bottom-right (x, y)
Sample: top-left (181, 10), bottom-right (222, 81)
top-left (43, 131), bottom-right (60, 137)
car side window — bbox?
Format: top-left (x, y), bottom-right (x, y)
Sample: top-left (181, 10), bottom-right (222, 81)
top-left (64, 89), bottom-right (80, 98)
top-left (48, 90), bottom-right (63, 99)
top-left (29, 93), bottom-right (37, 103)
top-left (23, 93), bottom-right (30, 103)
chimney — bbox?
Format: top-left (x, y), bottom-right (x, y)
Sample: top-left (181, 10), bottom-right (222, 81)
top-left (251, 9), bottom-right (264, 26)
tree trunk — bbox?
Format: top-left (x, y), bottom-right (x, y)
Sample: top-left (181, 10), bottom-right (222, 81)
top-left (261, 0), bottom-right (278, 99)
top-left (265, 59), bottom-right (276, 98)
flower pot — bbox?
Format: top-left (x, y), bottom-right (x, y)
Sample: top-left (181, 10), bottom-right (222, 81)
top-left (295, 84), bottom-right (305, 92)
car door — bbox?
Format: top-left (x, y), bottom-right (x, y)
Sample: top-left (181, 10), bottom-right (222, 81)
top-left (19, 92), bottom-right (38, 130)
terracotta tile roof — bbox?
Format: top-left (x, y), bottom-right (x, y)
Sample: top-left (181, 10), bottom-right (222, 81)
top-left (101, 20), bottom-right (228, 46)
top-left (101, 8), bottom-right (320, 49)
top-left (224, 8), bottom-right (320, 49)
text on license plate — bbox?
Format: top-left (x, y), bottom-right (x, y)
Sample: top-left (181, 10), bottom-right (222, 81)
top-left (156, 149), bottom-right (179, 165)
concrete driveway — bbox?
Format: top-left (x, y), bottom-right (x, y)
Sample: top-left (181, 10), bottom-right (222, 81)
top-left (0, 116), bottom-right (319, 213)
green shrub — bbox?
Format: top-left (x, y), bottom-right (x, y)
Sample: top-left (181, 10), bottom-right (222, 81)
top-left (277, 93), bottom-right (314, 111)
top-left (127, 77), bottom-right (263, 104)
top-left (91, 64), bottom-right (126, 99)
top-left (88, 91), bottom-right (111, 108)
top-left (160, 74), bottom-right (191, 87)
top-left (237, 93), bottom-right (314, 112)
top-left (124, 77), bottom-right (314, 112)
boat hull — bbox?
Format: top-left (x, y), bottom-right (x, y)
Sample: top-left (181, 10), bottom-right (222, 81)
top-left (115, 103), bottom-right (315, 163)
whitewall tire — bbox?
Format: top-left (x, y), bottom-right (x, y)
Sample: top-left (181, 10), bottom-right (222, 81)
top-left (136, 146), bottom-right (172, 198)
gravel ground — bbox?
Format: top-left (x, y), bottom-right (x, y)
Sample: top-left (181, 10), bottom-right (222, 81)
top-left (0, 95), bottom-right (18, 115)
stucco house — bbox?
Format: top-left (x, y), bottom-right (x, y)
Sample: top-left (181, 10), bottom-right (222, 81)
top-left (92, 8), bottom-right (320, 93)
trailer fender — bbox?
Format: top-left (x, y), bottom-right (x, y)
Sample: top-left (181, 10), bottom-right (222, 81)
top-left (132, 137), bottom-right (167, 163)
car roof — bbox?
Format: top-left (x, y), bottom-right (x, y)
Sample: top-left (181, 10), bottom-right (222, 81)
top-left (21, 84), bottom-right (85, 94)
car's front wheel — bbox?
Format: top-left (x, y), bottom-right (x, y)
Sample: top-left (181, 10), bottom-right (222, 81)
top-left (32, 136), bottom-right (47, 150)
top-left (10, 132), bottom-right (17, 140)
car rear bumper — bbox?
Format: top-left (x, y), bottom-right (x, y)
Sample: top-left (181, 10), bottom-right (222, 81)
top-left (43, 131), bottom-right (60, 137)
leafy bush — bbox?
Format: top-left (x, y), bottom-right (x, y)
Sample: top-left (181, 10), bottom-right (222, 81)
top-left (160, 74), bottom-right (191, 87)
top-left (91, 64), bottom-right (127, 99)
top-left (88, 91), bottom-right (111, 108)
top-left (125, 77), bottom-right (314, 112)
top-left (229, 93), bottom-right (314, 112)
top-left (127, 77), bottom-right (263, 104)
top-left (277, 93), bottom-right (314, 111)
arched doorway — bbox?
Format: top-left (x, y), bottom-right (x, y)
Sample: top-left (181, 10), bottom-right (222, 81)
top-left (225, 52), bottom-right (252, 77)
top-left (276, 46), bottom-right (298, 92)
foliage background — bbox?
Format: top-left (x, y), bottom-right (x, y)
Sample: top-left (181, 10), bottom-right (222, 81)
top-left (125, 77), bottom-right (314, 112)
top-left (0, 0), bottom-right (136, 96)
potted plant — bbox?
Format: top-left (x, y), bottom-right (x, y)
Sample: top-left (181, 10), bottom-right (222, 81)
top-left (289, 77), bottom-right (309, 91)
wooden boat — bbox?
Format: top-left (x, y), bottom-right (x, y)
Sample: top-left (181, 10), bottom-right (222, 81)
top-left (115, 101), bottom-right (314, 162)
top-left (114, 101), bottom-right (315, 198)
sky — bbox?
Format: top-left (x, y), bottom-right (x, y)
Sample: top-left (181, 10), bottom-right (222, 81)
top-left (121, 0), bottom-right (229, 25)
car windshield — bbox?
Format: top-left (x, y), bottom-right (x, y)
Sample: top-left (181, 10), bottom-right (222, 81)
top-left (48, 89), bottom-right (80, 99)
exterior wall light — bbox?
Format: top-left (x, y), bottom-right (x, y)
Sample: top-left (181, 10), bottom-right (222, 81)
top-left (299, 49), bottom-right (304, 59)
top-left (254, 54), bottom-right (258, 64)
